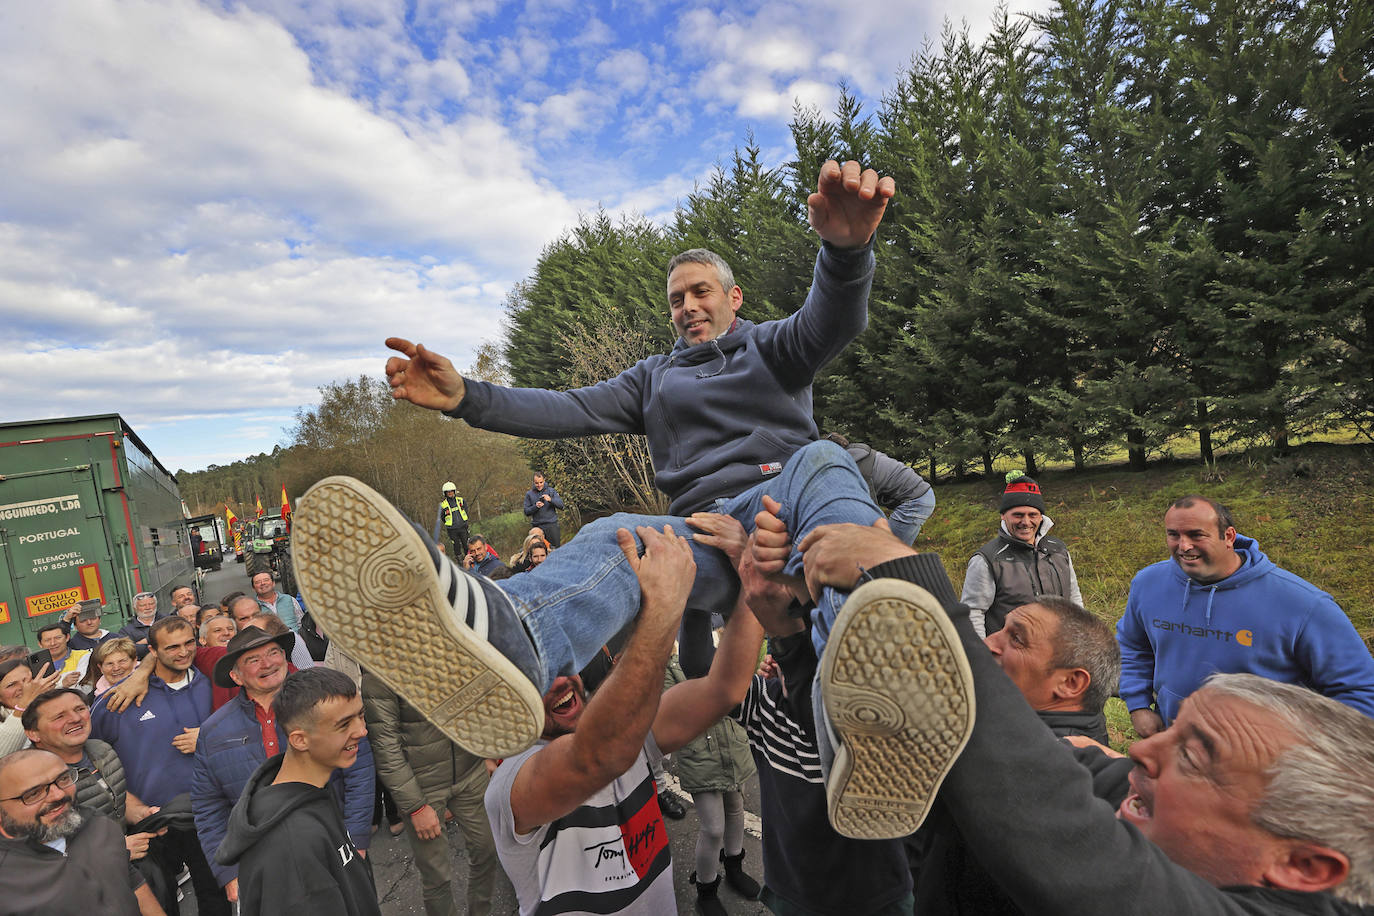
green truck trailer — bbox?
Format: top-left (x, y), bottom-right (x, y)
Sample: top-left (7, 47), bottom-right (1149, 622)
top-left (0, 414), bottom-right (195, 648)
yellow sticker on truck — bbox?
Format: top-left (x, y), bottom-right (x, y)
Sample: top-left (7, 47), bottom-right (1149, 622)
top-left (26, 587), bottom-right (84, 617)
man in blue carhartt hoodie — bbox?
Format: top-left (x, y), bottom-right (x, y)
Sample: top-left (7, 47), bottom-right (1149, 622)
top-left (1117, 495), bottom-right (1374, 737)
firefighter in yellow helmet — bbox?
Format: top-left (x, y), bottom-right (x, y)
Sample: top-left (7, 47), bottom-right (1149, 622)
top-left (434, 482), bottom-right (470, 555)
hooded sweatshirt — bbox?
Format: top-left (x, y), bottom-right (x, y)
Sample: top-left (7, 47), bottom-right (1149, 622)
top-left (1117, 534), bottom-right (1374, 724)
top-left (447, 242), bottom-right (874, 516)
top-left (216, 755), bottom-right (380, 916)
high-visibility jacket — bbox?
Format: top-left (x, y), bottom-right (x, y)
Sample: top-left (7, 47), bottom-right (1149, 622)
top-left (440, 496), bottom-right (468, 527)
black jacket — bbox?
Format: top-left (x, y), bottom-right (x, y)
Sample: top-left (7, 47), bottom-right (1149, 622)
top-left (873, 552), bottom-right (1374, 916)
top-left (1037, 707), bottom-right (1109, 746)
top-left (217, 755), bottom-right (380, 916)
top-left (0, 808), bottom-right (144, 915)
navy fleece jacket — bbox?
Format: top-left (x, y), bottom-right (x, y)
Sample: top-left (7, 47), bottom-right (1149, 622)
top-left (90, 670), bottom-right (211, 806)
top-left (1117, 534), bottom-right (1374, 724)
top-left (448, 242), bottom-right (874, 515)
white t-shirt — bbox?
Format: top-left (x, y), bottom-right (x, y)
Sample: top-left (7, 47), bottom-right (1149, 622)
top-left (485, 735), bottom-right (674, 916)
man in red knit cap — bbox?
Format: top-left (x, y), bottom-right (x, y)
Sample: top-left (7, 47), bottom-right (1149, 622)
top-left (959, 473), bottom-right (1083, 638)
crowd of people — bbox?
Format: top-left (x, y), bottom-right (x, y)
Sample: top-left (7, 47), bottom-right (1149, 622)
top-left (3, 158), bottom-right (1373, 916)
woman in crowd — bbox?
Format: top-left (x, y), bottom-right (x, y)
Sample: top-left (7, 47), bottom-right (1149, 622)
top-left (0, 655), bottom-right (60, 754)
top-left (509, 530), bottom-right (552, 573)
top-left (84, 637), bottom-right (139, 698)
top-left (663, 651), bottom-right (761, 915)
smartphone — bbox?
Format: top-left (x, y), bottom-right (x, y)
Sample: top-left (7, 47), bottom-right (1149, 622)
top-left (28, 649), bottom-right (53, 676)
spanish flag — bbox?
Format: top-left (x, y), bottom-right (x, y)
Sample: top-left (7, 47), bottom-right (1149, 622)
top-left (280, 485), bottom-right (291, 518)
top-left (225, 505), bottom-right (241, 554)
top-left (255, 495), bottom-right (264, 519)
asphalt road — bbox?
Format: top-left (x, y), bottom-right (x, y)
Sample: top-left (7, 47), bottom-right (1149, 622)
top-left (195, 555), bottom-right (773, 915)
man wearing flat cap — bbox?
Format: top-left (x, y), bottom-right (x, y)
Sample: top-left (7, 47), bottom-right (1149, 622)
top-left (960, 472), bottom-right (1083, 638)
top-left (191, 626), bottom-right (374, 904)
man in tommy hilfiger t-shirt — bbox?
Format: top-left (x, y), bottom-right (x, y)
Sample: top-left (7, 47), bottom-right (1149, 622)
top-left (484, 522), bottom-right (765, 915)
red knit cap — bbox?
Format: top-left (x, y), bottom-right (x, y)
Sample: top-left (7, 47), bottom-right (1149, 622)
top-left (1000, 473), bottom-right (1045, 512)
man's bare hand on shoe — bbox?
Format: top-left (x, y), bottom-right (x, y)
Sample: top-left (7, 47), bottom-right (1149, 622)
top-left (385, 337), bottom-right (466, 412)
top-left (797, 519), bottom-right (915, 602)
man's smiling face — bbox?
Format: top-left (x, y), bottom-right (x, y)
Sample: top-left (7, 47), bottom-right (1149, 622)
top-left (668, 261), bottom-right (742, 345)
top-left (1001, 506), bottom-right (1043, 544)
top-left (1165, 503), bottom-right (1241, 584)
top-left (27, 692), bottom-right (91, 756)
top-left (540, 675), bottom-right (586, 738)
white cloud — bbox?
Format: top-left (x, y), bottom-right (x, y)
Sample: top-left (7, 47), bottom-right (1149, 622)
top-left (1, 1), bottom-right (579, 269)
top-left (595, 49), bottom-right (652, 92)
top-left (673, 0), bottom-right (1055, 123)
top-left (2, 0), bottom-right (1062, 471)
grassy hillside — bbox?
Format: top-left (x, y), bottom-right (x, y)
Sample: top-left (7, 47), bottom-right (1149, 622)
top-left (913, 443), bottom-right (1374, 748)
top-left (477, 443), bottom-right (1373, 748)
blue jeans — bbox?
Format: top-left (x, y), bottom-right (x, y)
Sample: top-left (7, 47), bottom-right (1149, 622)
top-left (887, 488), bottom-right (936, 545)
top-left (499, 440), bottom-right (882, 692)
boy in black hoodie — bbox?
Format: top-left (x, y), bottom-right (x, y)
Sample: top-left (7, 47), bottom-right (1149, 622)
top-left (216, 668), bottom-right (380, 916)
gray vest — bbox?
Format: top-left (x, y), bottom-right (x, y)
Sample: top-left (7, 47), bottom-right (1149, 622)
top-left (975, 533), bottom-right (1075, 634)
top-left (74, 738), bottom-right (127, 821)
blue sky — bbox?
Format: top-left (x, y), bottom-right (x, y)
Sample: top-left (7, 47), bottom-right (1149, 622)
top-left (1, 0), bottom-right (1049, 474)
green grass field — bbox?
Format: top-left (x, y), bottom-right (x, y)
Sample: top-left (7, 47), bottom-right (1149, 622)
top-left (914, 442), bottom-right (1374, 749)
top-left (473, 442), bottom-right (1374, 750)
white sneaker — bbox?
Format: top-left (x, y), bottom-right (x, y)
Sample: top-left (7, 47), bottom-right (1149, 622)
top-left (820, 578), bottom-right (975, 840)
top-left (294, 476), bottom-right (545, 759)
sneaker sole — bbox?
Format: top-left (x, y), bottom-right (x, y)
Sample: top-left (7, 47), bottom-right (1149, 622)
top-left (820, 578), bottom-right (975, 840)
top-left (294, 476), bottom-right (544, 759)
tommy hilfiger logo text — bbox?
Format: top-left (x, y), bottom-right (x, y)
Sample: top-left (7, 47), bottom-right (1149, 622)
top-left (1153, 619), bottom-right (1254, 646)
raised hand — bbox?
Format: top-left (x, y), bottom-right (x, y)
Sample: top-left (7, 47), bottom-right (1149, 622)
top-left (384, 337), bottom-right (467, 412)
top-left (616, 525), bottom-right (696, 626)
top-left (807, 159), bottom-right (897, 249)
top-left (17, 664), bottom-right (60, 708)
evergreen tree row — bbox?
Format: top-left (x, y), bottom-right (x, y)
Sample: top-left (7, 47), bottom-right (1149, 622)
top-left (501, 0), bottom-right (1374, 498)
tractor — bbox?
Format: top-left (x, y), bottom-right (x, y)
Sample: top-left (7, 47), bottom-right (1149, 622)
top-left (244, 513), bottom-right (297, 594)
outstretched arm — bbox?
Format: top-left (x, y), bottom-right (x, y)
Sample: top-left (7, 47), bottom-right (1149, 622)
top-left (756, 160), bottom-right (897, 387)
top-left (508, 525), bottom-right (694, 835)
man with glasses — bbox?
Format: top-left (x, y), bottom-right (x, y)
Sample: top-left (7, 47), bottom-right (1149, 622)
top-left (23, 688), bottom-right (163, 855)
top-left (23, 688), bottom-right (169, 902)
top-left (0, 747), bottom-right (164, 914)
top-left (192, 627), bottom-right (373, 904)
